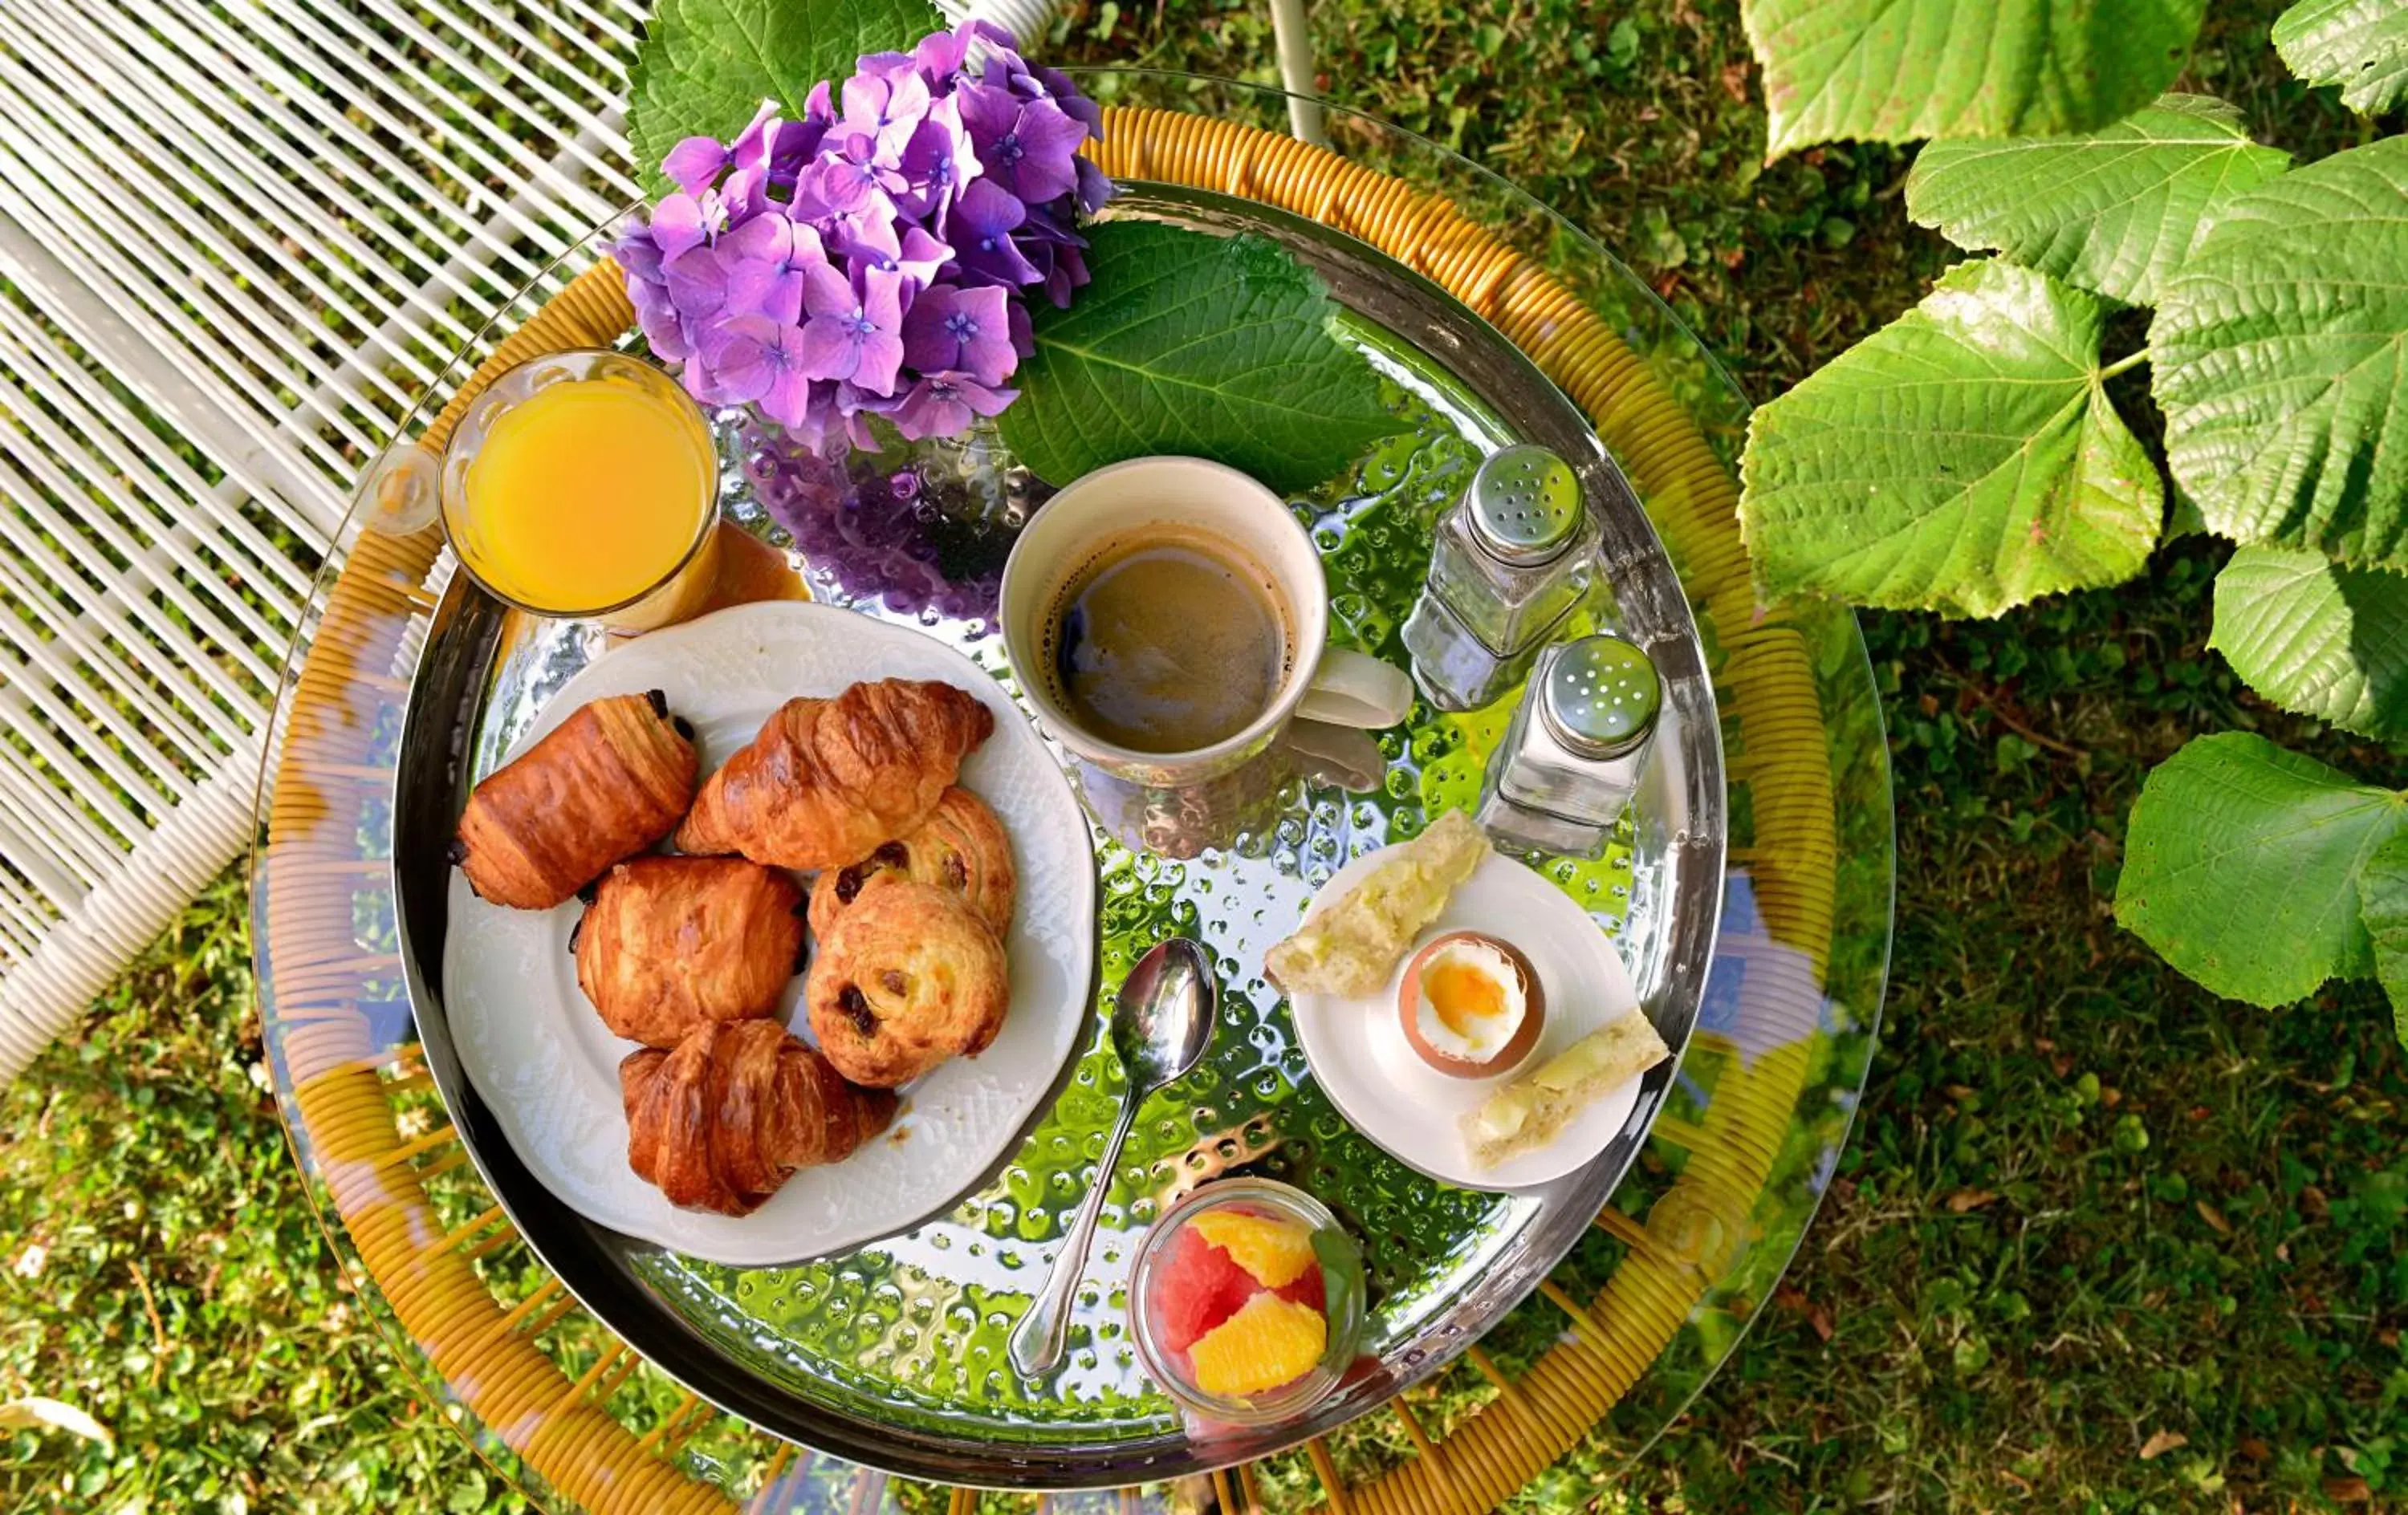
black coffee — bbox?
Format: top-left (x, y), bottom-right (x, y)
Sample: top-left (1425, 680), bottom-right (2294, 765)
top-left (1049, 531), bottom-right (1289, 753)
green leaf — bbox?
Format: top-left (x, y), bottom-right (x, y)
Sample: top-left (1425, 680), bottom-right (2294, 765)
top-left (1308, 1225), bottom-right (1365, 1354)
top-left (2116, 731), bottom-right (2408, 1006)
top-left (2151, 138), bottom-right (2408, 568)
top-left (1738, 259), bottom-right (2161, 617)
top-left (1000, 222), bottom-right (1403, 491)
top-left (1905, 94), bottom-right (2289, 307)
top-left (2210, 545), bottom-right (2408, 740)
top-left (2353, 829), bottom-right (2408, 1054)
top-left (1741, 0), bottom-right (2207, 158)
top-left (2274, 0), bottom-right (2408, 116)
top-left (626, 0), bottom-right (943, 194)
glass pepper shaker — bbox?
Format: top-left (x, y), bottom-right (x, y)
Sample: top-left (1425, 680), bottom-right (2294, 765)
top-left (1475, 632), bottom-right (1662, 859)
top-left (1402, 444), bottom-right (1601, 712)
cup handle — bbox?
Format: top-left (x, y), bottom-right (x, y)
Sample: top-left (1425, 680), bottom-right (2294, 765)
top-left (1282, 721), bottom-right (1387, 792)
top-left (1295, 648), bottom-right (1414, 729)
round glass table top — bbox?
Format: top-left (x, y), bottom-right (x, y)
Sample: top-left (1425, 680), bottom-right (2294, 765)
top-left (250, 70), bottom-right (1891, 1514)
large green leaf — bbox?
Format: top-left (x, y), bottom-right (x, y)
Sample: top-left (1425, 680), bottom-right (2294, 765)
top-left (2353, 829), bottom-right (2408, 1054)
top-left (2274, 0), bottom-right (2408, 116)
top-left (2116, 732), bottom-right (2408, 1005)
top-left (1742, 0), bottom-right (2208, 158)
top-left (1737, 259), bottom-right (2161, 617)
top-left (626, 0), bottom-right (943, 193)
top-left (1905, 95), bottom-right (2289, 307)
top-left (2151, 138), bottom-right (2408, 567)
top-left (1000, 222), bottom-right (1404, 491)
top-left (2210, 545), bottom-right (2408, 740)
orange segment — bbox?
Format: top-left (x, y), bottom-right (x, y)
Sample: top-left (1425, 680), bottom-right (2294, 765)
top-left (1192, 1210), bottom-right (1317, 1288)
top-left (1187, 1291), bottom-right (1328, 1397)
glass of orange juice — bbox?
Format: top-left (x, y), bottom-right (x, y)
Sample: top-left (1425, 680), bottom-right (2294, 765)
top-left (438, 350), bottom-right (721, 632)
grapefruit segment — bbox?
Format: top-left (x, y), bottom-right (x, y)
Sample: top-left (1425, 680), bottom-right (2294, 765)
top-left (1274, 1265), bottom-right (1326, 1313)
top-left (1149, 1224), bottom-right (1261, 1354)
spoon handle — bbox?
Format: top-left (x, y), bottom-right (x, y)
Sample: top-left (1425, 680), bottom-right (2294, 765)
top-left (1009, 1095), bottom-right (1143, 1379)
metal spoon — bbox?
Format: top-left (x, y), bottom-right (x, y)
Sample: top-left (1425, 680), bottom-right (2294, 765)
top-left (1008, 936), bottom-right (1217, 1379)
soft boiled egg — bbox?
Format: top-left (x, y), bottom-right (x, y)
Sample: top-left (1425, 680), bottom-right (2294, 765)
top-left (1397, 932), bottom-right (1544, 1079)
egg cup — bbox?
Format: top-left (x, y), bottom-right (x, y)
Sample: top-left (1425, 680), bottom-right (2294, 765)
top-left (1397, 930), bottom-right (1546, 1078)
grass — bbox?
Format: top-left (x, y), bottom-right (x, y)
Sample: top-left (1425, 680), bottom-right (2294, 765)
top-left (6, 0), bottom-right (2408, 1509)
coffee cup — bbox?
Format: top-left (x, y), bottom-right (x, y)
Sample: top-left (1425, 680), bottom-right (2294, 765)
top-left (999, 456), bottom-right (1414, 786)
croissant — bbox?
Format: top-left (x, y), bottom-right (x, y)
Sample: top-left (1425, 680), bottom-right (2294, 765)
top-left (674, 680), bottom-right (995, 870)
top-left (574, 855), bottom-right (806, 1047)
top-left (620, 1019), bottom-right (898, 1216)
top-left (808, 786), bottom-right (1016, 941)
top-left (454, 692), bottom-right (698, 910)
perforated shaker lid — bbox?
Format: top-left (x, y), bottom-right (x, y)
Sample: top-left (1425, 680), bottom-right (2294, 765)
top-left (1540, 634), bottom-right (1662, 758)
top-left (1467, 445), bottom-right (1582, 565)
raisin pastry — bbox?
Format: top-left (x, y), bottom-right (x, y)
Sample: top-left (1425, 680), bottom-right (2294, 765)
top-left (675, 680), bottom-right (995, 870)
top-left (454, 691), bottom-right (697, 909)
top-left (574, 855), bottom-right (805, 1047)
top-left (808, 786), bottom-right (1015, 941)
top-left (620, 1019), bottom-right (897, 1216)
top-left (805, 873), bottom-right (1009, 1087)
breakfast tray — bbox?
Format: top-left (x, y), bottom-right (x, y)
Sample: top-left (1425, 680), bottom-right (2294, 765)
top-left (253, 74), bottom-right (1891, 1513)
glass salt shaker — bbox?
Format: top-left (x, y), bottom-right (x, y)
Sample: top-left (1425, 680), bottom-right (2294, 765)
top-left (1401, 445), bottom-right (1601, 711)
top-left (1475, 633), bottom-right (1662, 859)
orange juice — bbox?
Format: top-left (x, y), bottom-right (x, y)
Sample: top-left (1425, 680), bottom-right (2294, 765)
top-left (447, 367), bottom-right (717, 619)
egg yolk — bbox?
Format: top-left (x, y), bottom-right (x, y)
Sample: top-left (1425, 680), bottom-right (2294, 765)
top-left (1424, 958), bottom-right (1506, 1036)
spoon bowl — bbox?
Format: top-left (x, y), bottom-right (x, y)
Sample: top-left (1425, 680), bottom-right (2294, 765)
top-left (1007, 936), bottom-right (1217, 1379)
top-left (1112, 937), bottom-right (1218, 1089)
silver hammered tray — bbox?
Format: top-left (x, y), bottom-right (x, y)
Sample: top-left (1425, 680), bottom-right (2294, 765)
top-left (388, 183), bottom-right (1725, 1487)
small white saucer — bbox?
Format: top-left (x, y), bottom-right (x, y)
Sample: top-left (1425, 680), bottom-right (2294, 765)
top-left (1288, 845), bottom-right (1643, 1191)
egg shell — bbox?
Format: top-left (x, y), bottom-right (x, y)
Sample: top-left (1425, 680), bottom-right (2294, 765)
top-left (1397, 930), bottom-right (1545, 1078)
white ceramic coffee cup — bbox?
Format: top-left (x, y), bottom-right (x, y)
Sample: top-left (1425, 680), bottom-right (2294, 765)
top-left (999, 456), bottom-right (1415, 786)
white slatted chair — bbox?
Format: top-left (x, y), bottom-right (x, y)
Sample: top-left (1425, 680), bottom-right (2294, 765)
top-left (0, 0), bottom-right (641, 1078)
top-left (0, 0), bottom-right (1316, 1082)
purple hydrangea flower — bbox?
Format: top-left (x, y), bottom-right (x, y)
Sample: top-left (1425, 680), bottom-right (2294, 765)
top-left (947, 177), bottom-right (1041, 287)
top-left (1074, 155), bottom-right (1116, 216)
top-left (662, 245), bottom-right (732, 321)
top-left (954, 83), bottom-right (1086, 205)
top-left (901, 283), bottom-right (1016, 388)
top-left (908, 20), bottom-right (1007, 89)
top-left (799, 263), bottom-right (906, 396)
top-left (620, 19), bottom-right (1110, 456)
top-left (711, 314), bottom-right (820, 426)
top-left (982, 42), bottom-right (1106, 140)
top-left (628, 274), bottom-right (690, 361)
top-left (647, 192), bottom-right (716, 261)
top-left (720, 214), bottom-right (826, 324)
top-left (840, 68), bottom-right (932, 163)
top-left (897, 95), bottom-right (980, 220)
top-left (891, 372), bottom-right (1015, 441)
top-left (662, 101), bottom-right (779, 196)
top-left (614, 222), bottom-right (665, 282)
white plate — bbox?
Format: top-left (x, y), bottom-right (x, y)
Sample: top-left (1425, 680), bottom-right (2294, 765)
top-left (1289, 845), bottom-right (1642, 1192)
top-left (441, 601), bottom-right (1096, 1267)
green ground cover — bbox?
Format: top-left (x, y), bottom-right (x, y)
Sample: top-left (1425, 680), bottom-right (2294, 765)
top-left (6, 0), bottom-right (2405, 1509)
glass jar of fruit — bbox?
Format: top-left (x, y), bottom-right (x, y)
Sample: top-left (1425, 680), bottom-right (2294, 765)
top-left (1128, 1178), bottom-right (1365, 1426)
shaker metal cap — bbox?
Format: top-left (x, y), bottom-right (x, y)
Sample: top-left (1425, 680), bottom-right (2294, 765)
top-left (1468, 445), bottom-right (1582, 565)
top-left (1540, 633), bottom-right (1661, 757)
